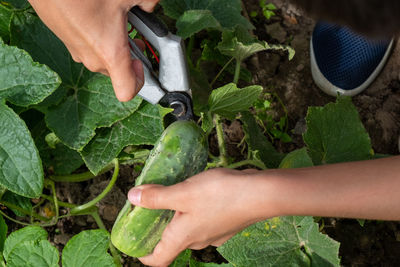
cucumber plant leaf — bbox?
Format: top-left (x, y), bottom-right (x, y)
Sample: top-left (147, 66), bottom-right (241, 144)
top-left (0, 38), bottom-right (61, 106)
top-left (160, 0), bottom-right (253, 38)
top-left (6, 240), bottom-right (59, 267)
top-left (170, 249), bottom-right (192, 267)
top-left (44, 75), bottom-right (142, 150)
top-left (0, 102), bottom-right (43, 198)
top-left (2, 0), bottom-right (29, 9)
top-left (3, 226), bottom-right (47, 261)
top-left (0, 214), bottom-right (7, 252)
top-left (10, 12), bottom-right (143, 150)
top-left (218, 216), bottom-right (340, 267)
top-left (2, 191), bottom-right (32, 217)
top-left (209, 83), bottom-right (262, 120)
top-left (200, 38), bottom-right (252, 83)
top-left (176, 10), bottom-right (221, 39)
top-left (62, 230), bottom-right (116, 267)
top-left (80, 102), bottom-right (167, 175)
top-left (218, 26), bottom-right (295, 62)
top-left (0, 4), bottom-right (12, 42)
top-left (304, 96), bottom-right (373, 165)
top-left (240, 111), bottom-right (284, 168)
top-left (171, 249), bottom-right (233, 267)
top-left (279, 148), bottom-right (314, 169)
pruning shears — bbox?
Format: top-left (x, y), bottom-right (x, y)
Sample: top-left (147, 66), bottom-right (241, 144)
top-left (127, 7), bottom-right (193, 121)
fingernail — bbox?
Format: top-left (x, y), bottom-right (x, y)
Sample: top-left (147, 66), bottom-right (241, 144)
top-left (128, 188), bottom-right (142, 206)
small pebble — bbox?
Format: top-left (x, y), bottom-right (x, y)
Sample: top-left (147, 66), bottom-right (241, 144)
top-left (296, 64), bottom-right (304, 72)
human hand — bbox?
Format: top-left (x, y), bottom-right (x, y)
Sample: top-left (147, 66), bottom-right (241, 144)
top-left (28, 0), bottom-right (159, 101)
top-left (127, 168), bottom-right (278, 267)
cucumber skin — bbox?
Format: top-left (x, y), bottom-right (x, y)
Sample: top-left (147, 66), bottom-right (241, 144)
top-left (111, 121), bottom-right (208, 257)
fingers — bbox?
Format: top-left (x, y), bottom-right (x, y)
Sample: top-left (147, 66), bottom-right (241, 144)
top-left (137, 0), bottom-right (159, 12)
top-left (128, 183), bottom-right (189, 211)
top-left (139, 234), bottom-right (185, 267)
top-left (139, 213), bottom-right (190, 267)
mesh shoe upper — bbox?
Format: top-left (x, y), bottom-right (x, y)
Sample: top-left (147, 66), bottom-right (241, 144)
top-left (311, 22), bottom-right (392, 93)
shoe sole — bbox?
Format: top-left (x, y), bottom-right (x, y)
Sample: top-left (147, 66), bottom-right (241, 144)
top-left (310, 37), bottom-right (394, 97)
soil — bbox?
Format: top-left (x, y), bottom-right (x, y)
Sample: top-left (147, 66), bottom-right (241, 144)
top-left (6, 1), bottom-right (400, 266)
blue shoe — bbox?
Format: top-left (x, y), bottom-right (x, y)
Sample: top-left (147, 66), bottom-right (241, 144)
top-left (311, 22), bottom-right (393, 96)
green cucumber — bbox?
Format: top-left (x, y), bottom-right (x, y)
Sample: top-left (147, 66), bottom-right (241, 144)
top-left (111, 121), bottom-right (208, 257)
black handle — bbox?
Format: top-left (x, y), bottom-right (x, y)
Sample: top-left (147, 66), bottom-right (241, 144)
top-left (130, 6), bottom-right (169, 37)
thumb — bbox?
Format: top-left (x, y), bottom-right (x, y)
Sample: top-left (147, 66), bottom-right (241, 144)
top-left (127, 183), bottom-right (188, 211)
top-left (108, 45), bottom-right (144, 102)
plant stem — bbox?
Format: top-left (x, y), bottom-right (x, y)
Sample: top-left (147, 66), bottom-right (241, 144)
top-left (40, 194), bottom-right (76, 208)
top-left (214, 114), bottom-right (228, 167)
top-left (0, 210), bottom-right (32, 226)
top-left (91, 211), bottom-right (122, 267)
top-left (226, 159), bottom-right (267, 170)
top-left (47, 180), bottom-right (59, 222)
top-left (186, 35), bottom-right (195, 68)
top-left (210, 57), bottom-right (235, 87)
top-left (50, 163), bottom-right (114, 183)
top-left (233, 59), bottom-right (242, 84)
top-left (0, 200), bottom-right (49, 221)
top-left (70, 159), bottom-right (119, 215)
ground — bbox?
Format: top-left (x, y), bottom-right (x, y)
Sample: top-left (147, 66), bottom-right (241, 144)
top-left (42, 1), bottom-right (400, 266)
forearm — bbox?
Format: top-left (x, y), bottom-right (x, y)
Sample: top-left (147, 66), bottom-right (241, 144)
top-left (251, 156), bottom-right (400, 221)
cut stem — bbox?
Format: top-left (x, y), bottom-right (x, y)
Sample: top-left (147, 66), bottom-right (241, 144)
top-left (70, 159), bottom-right (119, 215)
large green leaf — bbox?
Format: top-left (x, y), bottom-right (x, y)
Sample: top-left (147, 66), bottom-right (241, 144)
top-left (240, 111), bottom-right (284, 168)
top-left (80, 102), bottom-right (166, 174)
top-left (10, 12), bottom-right (92, 87)
top-left (10, 12), bottom-right (142, 151)
top-left (0, 214), bottom-right (7, 252)
top-left (176, 10), bottom-right (220, 39)
top-left (2, 190), bottom-right (32, 217)
top-left (44, 143), bottom-right (84, 175)
top-left (62, 230), bottom-right (116, 267)
top-left (160, 0), bottom-right (253, 38)
top-left (6, 240), bottom-right (59, 267)
top-left (45, 75), bottom-right (142, 150)
top-left (209, 83), bottom-right (262, 120)
top-left (3, 226), bottom-right (47, 261)
top-left (303, 97), bottom-right (373, 165)
top-left (218, 26), bottom-right (295, 62)
top-left (218, 216), bottom-right (340, 267)
top-left (0, 102), bottom-right (43, 197)
top-left (279, 148), bottom-right (314, 169)
top-left (0, 39), bottom-right (61, 106)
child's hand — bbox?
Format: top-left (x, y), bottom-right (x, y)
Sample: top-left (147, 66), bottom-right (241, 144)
top-left (28, 0), bottom-right (159, 101)
top-left (128, 168), bottom-right (278, 267)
